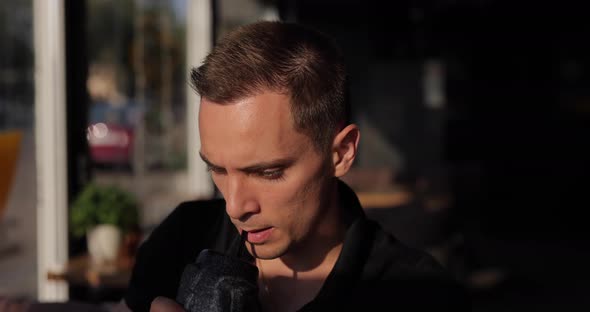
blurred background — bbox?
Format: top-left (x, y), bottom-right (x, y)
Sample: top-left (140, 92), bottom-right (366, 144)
top-left (1, 0), bottom-right (589, 310)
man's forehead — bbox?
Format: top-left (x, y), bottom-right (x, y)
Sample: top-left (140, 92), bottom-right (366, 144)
top-left (199, 91), bottom-right (297, 130)
top-left (200, 91), bottom-right (291, 112)
top-left (198, 91), bottom-right (313, 166)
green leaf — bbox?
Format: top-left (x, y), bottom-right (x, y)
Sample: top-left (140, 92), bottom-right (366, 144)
top-left (69, 183), bottom-right (140, 238)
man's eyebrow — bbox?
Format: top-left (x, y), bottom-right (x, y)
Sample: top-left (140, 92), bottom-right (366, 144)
top-left (239, 158), bottom-right (295, 173)
top-left (199, 152), bottom-right (219, 168)
top-left (199, 152), bottom-right (294, 172)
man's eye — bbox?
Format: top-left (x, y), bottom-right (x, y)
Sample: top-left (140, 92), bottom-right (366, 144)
top-left (259, 169), bottom-right (284, 180)
top-left (207, 166), bottom-right (226, 174)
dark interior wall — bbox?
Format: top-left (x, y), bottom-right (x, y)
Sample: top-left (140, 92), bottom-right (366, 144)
top-left (278, 0), bottom-right (590, 241)
top-left (436, 1), bottom-right (590, 240)
top-left (282, 0), bottom-right (439, 173)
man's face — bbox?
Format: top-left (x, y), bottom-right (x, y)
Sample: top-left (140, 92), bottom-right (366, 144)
top-left (199, 91), bottom-right (333, 260)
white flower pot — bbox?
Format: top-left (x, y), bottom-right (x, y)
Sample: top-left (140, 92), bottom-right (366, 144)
top-left (87, 224), bottom-right (122, 265)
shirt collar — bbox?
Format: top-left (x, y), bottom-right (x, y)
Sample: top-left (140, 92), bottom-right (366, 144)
top-left (299, 180), bottom-right (374, 310)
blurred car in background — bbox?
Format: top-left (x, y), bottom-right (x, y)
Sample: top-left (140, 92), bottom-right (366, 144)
top-left (87, 101), bottom-right (138, 170)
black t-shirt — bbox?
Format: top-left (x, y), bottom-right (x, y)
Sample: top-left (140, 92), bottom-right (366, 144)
top-left (124, 182), bottom-right (469, 311)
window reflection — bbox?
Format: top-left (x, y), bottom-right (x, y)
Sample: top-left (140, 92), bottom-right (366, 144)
top-left (86, 0), bottom-right (189, 228)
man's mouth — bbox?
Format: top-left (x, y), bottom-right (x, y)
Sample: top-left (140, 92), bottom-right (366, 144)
top-left (243, 227), bottom-right (273, 244)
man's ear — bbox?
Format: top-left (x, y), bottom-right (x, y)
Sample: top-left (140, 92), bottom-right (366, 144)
top-left (332, 124), bottom-right (360, 177)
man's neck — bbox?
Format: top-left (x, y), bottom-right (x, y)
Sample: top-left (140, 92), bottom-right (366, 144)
top-left (257, 242), bottom-right (344, 312)
top-left (256, 183), bottom-right (348, 311)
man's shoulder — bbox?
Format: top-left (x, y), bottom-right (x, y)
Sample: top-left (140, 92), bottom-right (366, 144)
top-left (355, 219), bottom-right (469, 311)
top-left (124, 198), bottom-right (229, 312)
top-left (362, 219), bottom-right (446, 278)
top-left (145, 198), bottom-right (229, 252)
top-left (140, 198), bottom-right (227, 244)
top-left (169, 198), bottom-right (226, 219)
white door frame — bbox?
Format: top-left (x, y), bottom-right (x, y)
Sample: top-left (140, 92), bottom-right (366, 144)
top-left (186, 0), bottom-right (215, 199)
top-left (33, 0), bottom-right (69, 301)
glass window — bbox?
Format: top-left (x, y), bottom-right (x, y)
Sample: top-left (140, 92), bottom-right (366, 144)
top-left (86, 0), bottom-right (191, 229)
top-left (0, 0), bottom-right (37, 299)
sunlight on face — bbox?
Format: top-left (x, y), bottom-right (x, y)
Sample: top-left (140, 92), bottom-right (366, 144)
top-left (198, 91), bottom-right (333, 260)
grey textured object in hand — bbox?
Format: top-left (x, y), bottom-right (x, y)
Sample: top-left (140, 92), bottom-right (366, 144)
top-left (176, 249), bottom-right (262, 312)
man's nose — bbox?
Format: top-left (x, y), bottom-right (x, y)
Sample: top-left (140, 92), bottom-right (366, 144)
top-left (224, 175), bottom-right (260, 220)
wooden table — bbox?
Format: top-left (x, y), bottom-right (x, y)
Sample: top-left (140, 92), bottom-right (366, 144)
top-left (357, 190), bottom-right (414, 209)
top-left (47, 254), bottom-right (134, 289)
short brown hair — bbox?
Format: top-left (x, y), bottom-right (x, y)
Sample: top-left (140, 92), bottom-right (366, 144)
top-left (191, 21), bottom-right (347, 152)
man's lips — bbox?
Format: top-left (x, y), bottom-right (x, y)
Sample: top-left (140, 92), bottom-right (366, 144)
top-left (242, 227), bottom-right (273, 244)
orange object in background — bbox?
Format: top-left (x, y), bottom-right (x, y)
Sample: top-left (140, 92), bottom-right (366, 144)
top-left (0, 130), bottom-right (22, 219)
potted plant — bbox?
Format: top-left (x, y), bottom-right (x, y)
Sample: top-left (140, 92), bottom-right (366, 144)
top-left (70, 183), bottom-right (139, 265)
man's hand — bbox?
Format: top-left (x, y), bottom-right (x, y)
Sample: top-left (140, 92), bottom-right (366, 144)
top-left (150, 297), bottom-right (186, 312)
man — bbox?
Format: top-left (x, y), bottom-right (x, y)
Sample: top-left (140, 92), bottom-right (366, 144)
top-left (124, 21), bottom-right (468, 312)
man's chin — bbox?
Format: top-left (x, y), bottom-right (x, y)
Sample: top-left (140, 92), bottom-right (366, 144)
top-left (246, 243), bottom-right (287, 260)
